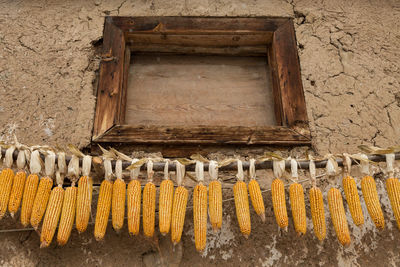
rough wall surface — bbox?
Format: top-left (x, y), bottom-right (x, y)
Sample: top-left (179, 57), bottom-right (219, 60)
top-left (0, 0), bottom-right (400, 266)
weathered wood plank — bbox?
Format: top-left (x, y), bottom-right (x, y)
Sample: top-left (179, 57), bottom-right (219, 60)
top-left (126, 33), bottom-right (272, 46)
top-left (128, 44), bottom-right (268, 56)
top-left (111, 16), bottom-right (288, 33)
top-left (271, 19), bottom-right (308, 126)
top-left (116, 46), bottom-right (130, 124)
top-left (125, 54), bottom-right (275, 127)
top-left (95, 125), bottom-right (311, 144)
top-left (93, 17), bottom-right (126, 138)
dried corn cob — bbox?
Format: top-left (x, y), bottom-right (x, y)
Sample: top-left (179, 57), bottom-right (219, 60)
top-left (143, 160), bottom-right (156, 238)
top-left (233, 159), bottom-right (251, 237)
top-left (112, 159), bottom-right (126, 232)
top-left (357, 154), bottom-right (384, 229)
top-left (309, 187), bottom-right (326, 241)
top-left (40, 185), bottom-right (64, 248)
top-left (31, 151), bottom-right (56, 229)
top-left (171, 161), bottom-right (188, 245)
top-left (208, 160), bottom-right (222, 232)
top-left (385, 154), bottom-right (400, 230)
top-left (290, 183), bottom-right (306, 235)
top-left (272, 159), bottom-right (288, 230)
top-left (193, 161), bottom-right (207, 251)
top-left (342, 175), bottom-right (364, 226)
top-left (127, 159), bottom-right (142, 236)
top-left (8, 149), bottom-right (28, 217)
top-left (361, 176), bottom-right (385, 229)
top-left (159, 159), bottom-right (174, 235)
top-left (308, 158), bottom-right (326, 241)
top-left (386, 177), bottom-right (400, 230)
top-left (57, 153), bottom-right (77, 246)
top-left (94, 158), bottom-right (113, 241)
top-left (271, 179), bottom-right (288, 229)
top-left (328, 188), bottom-right (351, 246)
top-left (20, 150), bottom-right (41, 227)
top-left (76, 155), bottom-right (93, 233)
top-left (288, 159), bottom-right (306, 235)
top-left (342, 154), bottom-right (364, 226)
top-left (0, 146), bottom-right (16, 219)
top-left (248, 159), bottom-right (265, 222)
top-left (57, 185), bottom-right (77, 245)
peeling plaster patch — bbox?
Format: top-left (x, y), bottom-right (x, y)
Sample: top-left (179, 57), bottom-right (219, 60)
top-left (187, 214), bottom-right (235, 259)
top-left (260, 235), bottom-right (282, 267)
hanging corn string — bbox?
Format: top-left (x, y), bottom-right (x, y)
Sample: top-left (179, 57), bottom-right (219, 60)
top-left (0, 141), bottom-right (399, 251)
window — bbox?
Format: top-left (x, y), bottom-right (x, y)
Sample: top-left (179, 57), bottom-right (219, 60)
top-left (93, 17), bottom-right (310, 146)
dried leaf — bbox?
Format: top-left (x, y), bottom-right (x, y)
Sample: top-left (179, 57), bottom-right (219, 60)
top-left (358, 145), bottom-right (394, 155)
top-left (109, 148), bottom-right (132, 161)
top-left (67, 144), bottom-right (85, 158)
top-left (190, 154), bottom-right (209, 163)
top-left (126, 158), bottom-right (146, 170)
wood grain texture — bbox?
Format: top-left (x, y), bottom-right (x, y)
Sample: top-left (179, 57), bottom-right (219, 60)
top-left (128, 44), bottom-right (267, 56)
top-left (93, 17), bottom-right (126, 138)
top-left (127, 33), bottom-right (272, 47)
top-left (271, 20), bottom-right (308, 126)
top-left (111, 16), bottom-right (288, 34)
top-left (125, 54), bottom-right (275, 127)
top-left (95, 125), bottom-right (311, 144)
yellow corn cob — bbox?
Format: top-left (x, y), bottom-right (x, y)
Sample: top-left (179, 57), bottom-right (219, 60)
top-left (76, 176), bottom-right (93, 233)
top-left (8, 171), bottom-right (26, 217)
top-left (20, 174), bottom-right (39, 227)
top-left (159, 179), bottom-right (174, 235)
top-left (57, 186), bottom-right (77, 246)
top-left (233, 181), bottom-right (251, 237)
top-left (193, 183), bottom-right (207, 251)
top-left (342, 176), bottom-right (364, 226)
top-left (171, 186), bottom-right (188, 244)
top-left (30, 177), bottom-right (53, 229)
top-left (94, 179), bottom-right (113, 241)
top-left (386, 177), bottom-right (400, 230)
top-left (328, 188), bottom-right (351, 246)
top-left (127, 179), bottom-right (141, 235)
top-left (112, 178), bottom-right (126, 232)
top-left (271, 178), bottom-right (288, 229)
top-left (40, 186), bottom-right (64, 248)
top-left (0, 168), bottom-right (15, 219)
top-left (309, 186), bottom-right (326, 241)
top-left (361, 176), bottom-right (384, 229)
top-left (248, 179), bottom-right (265, 222)
top-left (142, 182), bottom-right (156, 237)
top-left (209, 180), bottom-right (222, 231)
top-left (289, 183), bottom-right (306, 235)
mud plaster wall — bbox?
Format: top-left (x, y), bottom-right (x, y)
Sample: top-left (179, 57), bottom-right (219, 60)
top-left (0, 0), bottom-right (400, 266)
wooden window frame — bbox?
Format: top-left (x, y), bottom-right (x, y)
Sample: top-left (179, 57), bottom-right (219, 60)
top-left (93, 16), bottom-right (311, 145)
